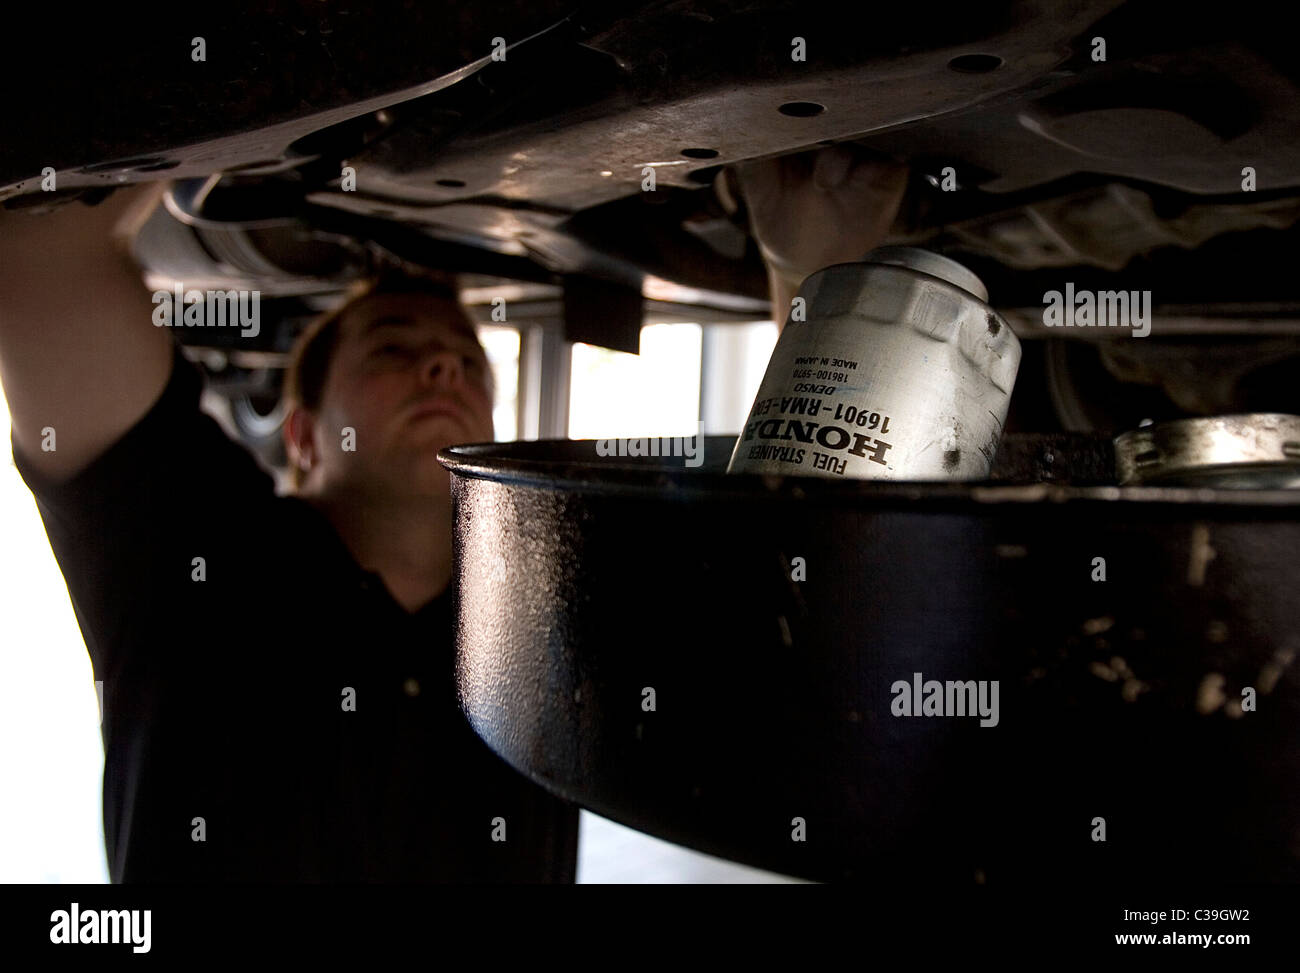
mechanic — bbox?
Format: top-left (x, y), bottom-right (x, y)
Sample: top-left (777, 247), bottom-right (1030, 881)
top-left (0, 146), bottom-right (905, 882)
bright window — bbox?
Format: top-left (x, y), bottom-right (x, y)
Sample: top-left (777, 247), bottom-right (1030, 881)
top-left (568, 323), bottom-right (702, 439)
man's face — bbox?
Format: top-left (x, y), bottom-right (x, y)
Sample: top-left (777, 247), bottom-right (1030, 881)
top-left (305, 291), bottom-right (495, 498)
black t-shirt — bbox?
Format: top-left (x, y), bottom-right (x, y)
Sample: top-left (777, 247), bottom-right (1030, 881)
top-left (12, 346), bottom-right (579, 883)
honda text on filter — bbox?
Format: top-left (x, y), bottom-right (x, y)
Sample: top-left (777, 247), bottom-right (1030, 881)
top-left (727, 247), bottom-right (1021, 480)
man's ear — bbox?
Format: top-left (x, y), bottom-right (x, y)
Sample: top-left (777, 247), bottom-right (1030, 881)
top-left (283, 405), bottom-right (318, 474)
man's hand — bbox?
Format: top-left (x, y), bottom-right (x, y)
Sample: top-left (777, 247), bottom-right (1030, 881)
top-left (732, 146), bottom-right (908, 328)
top-left (0, 182), bottom-right (175, 482)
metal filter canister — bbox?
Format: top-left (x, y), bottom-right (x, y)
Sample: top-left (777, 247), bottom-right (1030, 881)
top-left (726, 246), bottom-right (1021, 480)
top-left (1114, 413), bottom-right (1300, 488)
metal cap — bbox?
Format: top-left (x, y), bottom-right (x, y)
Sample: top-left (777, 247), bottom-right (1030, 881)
top-left (863, 246), bottom-right (989, 303)
top-left (1114, 413), bottom-right (1300, 487)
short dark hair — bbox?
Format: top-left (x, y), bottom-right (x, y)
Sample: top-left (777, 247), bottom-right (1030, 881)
top-left (281, 269), bottom-right (486, 487)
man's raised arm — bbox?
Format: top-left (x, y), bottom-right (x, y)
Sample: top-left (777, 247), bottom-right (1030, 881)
top-left (0, 184), bottom-right (174, 483)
